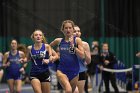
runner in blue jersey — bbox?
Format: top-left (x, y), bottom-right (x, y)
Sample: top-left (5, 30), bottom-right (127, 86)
top-left (73, 25), bottom-right (91, 93)
top-left (50, 20), bottom-right (85, 93)
top-left (26, 29), bottom-right (58, 93)
top-left (3, 39), bottom-right (26, 93)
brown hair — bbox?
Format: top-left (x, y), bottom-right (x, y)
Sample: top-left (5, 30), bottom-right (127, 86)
top-left (17, 44), bottom-right (27, 56)
top-left (60, 20), bottom-right (75, 31)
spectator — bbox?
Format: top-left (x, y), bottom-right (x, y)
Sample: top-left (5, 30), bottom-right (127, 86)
top-left (99, 42), bottom-right (119, 93)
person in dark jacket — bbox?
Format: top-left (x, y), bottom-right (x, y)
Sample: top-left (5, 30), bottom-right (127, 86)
top-left (99, 42), bottom-right (119, 93)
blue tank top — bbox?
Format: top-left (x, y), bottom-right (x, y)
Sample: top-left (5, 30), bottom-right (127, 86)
top-left (6, 51), bottom-right (21, 73)
top-left (30, 43), bottom-right (49, 75)
top-left (78, 56), bottom-right (87, 72)
top-left (58, 37), bottom-right (79, 72)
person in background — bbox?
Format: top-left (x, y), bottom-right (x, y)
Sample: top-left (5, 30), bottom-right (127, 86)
top-left (87, 41), bottom-right (101, 93)
top-left (99, 42), bottom-right (119, 93)
top-left (50, 20), bottom-right (84, 93)
top-left (136, 52), bottom-right (140, 57)
top-left (17, 44), bottom-right (29, 84)
top-left (3, 39), bottom-right (27, 93)
top-left (73, 25), bottom-right (91, 93)
top-left (126, 71), bottom-right (133, 93)
top-left (50, 47), bottom-right (63, 93)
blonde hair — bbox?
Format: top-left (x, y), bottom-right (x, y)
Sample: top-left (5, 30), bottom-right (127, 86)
top-left (60, 20), bottom-right (75, 31)
top-left (31, 29), bottom-right (47, 43)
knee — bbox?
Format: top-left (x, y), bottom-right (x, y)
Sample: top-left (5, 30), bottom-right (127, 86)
top-left (74, 89), bottom-right (79, 93)
top-left (65, 90), bottom-right (72, 93)
top-left (65, 88), bottom-right (72, 93)
top-left (74, 91), bottom-right (79, 93)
